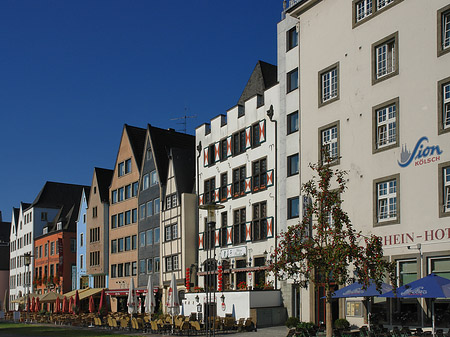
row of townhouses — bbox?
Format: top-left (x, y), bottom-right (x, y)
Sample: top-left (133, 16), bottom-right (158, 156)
top-left (4, 0), bottom-right (450, 328)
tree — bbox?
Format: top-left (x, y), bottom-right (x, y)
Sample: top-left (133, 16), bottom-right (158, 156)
top-left (270, 160), bottom-right (395, 337)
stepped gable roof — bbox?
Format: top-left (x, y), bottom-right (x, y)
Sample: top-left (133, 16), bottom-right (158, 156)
top-left (147, 124), bottom-right (195, 187)
top-left (94, 167), bottom-right (114, 203)
top-left (171, 146), bottom-right (196, 195)
top-left (30, 181), bottom-right (89, 210)
top-left (237, 60), bottom-right (277, 106)
top-left (124, 124), bottom-right (147, 172)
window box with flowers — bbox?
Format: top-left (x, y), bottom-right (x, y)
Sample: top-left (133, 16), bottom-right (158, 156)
top-left (53, 276), bottom-right (59, 285)
top-left (193, 286), bottom-right (204, 293)
top-left (237, 281), bottom-right (247, 290)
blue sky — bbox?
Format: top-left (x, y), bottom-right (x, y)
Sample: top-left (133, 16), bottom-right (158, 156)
top-left (0, 1), bottom-right (282, 222)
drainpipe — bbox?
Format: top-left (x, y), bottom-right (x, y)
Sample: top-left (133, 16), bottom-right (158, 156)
top-left (267, 105), bottom-right (278, 289)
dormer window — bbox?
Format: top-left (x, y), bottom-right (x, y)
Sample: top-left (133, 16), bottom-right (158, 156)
top-left (57, 222), bottom-right (62, 230)
top-left (43, 227), bottom-right (48, 235)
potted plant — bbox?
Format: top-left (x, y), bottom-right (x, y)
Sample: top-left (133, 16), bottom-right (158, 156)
top-left (237, 281), bottom-right (247, 290)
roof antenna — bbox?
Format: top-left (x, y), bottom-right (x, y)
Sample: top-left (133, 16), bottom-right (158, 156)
top-left (170, 107), bottom-right (197, 133)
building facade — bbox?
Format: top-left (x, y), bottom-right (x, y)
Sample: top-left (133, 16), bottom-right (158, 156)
top-left (76, 187), bottom-right (90, 289)
top-left (281, 0), bottom-right (450, 327)
top-left (86, 167), bottom-right (113, 289)
top-left (196, 61), bottom-right (279, 295)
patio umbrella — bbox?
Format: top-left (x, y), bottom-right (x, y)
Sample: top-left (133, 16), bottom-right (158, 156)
top-left (127, 278), bottom-right (137, 315)
top-left (26, 296), bottom-right (31, 312)
top-left (168, 273), bottom-right (180, 316)
top-left (68, 296), bottom-right (73, 313)
top-left (98, 289), bottom-right (106, 315)
top-left (3, 289), bottom-right (8, 312)
top-left (55, 296), bottom-right (61, 313)
top-left (35, 297), bottom-right (40, 313)
top-left (381, 273), bottom-right (450, 337)
top-left (62, 296), bottom-right (68, 313)
top-left (144, 275), bottom-right (155, 314)
top-left (89, 295), bottom-right (95, 313)
top-left (31, 297), bottom-right (36, 313)
top-left (74, 290), bottom-right (80, 314)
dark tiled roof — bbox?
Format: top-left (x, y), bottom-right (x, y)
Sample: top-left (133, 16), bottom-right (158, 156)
top-left (94, 167), bottom-right (114, 203)
top-left (125, 124), bottom-right (147, 172)
top-left (237, 60), bottom-right (278, 106)
top-left (30, 181), bottom-right (90, 210)
top-left (0, 221), bottom-right (11, 243)
top-left (171, 147), bottom-right (196, 195)
top-left (147, 124), bottom-right (195, 186)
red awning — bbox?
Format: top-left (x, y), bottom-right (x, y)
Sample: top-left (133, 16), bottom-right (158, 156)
top-left (197, 265), bottom-right (269, 276)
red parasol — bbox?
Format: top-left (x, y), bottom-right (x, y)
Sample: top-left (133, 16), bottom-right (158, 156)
top-left (62, 296), bottom-right (68, 313)
top-left (98, 289), bottom-right (106, 314)
top-left (26, 296), bottom-right (31, 312)
top-left (68, 296), bottom-right (73, 313)
top-left (55, 295), bottom-right (61, 313)
top-left (34, 297), bottom-right (40, 313)
top-left (31, 297), bottom-right (36, 313)
top-left (89, 295), bottom-right (95, 313)
top-left (74, 290), bottom-right (80, 313)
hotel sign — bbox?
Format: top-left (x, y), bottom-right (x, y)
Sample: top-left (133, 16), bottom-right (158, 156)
top-left (384, 227), bottom-right (450, 246)
top-left (398, 136), bottom-right (442, 168)
top-left (220, 246), bottom-right (247, 259)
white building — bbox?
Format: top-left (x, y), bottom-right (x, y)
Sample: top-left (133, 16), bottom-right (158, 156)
top-left (196, 61), bottom-right (279, 295)
top-left (278, 0), bottom-right (450, 328)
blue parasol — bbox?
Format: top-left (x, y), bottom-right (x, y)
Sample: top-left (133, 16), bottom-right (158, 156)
top-left (332, 281), bottom-right (392, 298)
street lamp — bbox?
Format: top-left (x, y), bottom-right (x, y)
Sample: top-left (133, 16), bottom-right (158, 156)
top-left (199, 202), bottom-right (224, 337)
top-left (23, 252), bottom-right (32, 323)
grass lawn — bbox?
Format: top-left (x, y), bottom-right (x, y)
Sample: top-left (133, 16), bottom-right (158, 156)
top-left (0, 322), bottom-right (140, 336)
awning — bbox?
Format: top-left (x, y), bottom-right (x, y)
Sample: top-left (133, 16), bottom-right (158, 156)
top-left (40, 291), bottom-right (64, 303)
top-left (106, 287), bottom-right (159, 297)
top-left (11, 293), bottom-right (39, 303)
top-left (78, 288), bottom-right (103, 300)
top-left (197, 265), bottom-right (269, 276)
top-left (62, 287), bottom-right (90, 299)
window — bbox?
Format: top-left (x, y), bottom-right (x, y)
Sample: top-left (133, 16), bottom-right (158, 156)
top-left (80, 255), bottom-right (84, 269)
top-left (41, 212), bottom-right (47, 221)
top-left (220, 212), bottom-right (228, 248)
top-left (374, 174), bottom-right (399, 225)
top-left (287, 154), bottom-right (299, 176)
top-left (319, 63), bottom-right (339, 106)
top-left (220, 173), bottom-right (228, 201)
top-left (252, 158), bottom-right (267, 191)
top-left (142, 174), bottom-right (149, 191)
top-left (252, 123), bottom-right (261, 148)
top-left (287, 111), bottom-right (299, 134)
top-left (288, 197), bottom-right (300, 219)
top-left (232, 130), bottom-right (246, 156)
top-left (118, 187), bottom-right (124, 202)
top-left (140, 259), bottom-right (146, 274)
top-left (146, 147), bottom-right (153, 161)
top-left (125, 210), bottom-right (131, 225)
top-left (147, 258), bottom-right (153, 273)
top-left (232, 166), bottom-right (246, 198)
top-left (146, 229), bottom-right (153, 245)
top-left (430, 257), bottom-right (450, 279)
top-left (139, 204), bottom-right (146, 220)
top-left (233, 208), bottom-right (246, 245)
top-left (111, 239), bottom-right (117, 253)
top-left (132, 208), bottom-right (137, 223)
top-left (124, 262), bottom-right (130, 277)
top-left (80, 233), bottom-right (84, 247)
top-left (154, 198), bottom-right (160, 214)
top-left (287, 26), bottom-right (298, 50)
top-left (132, 235), bottom-right (137, 250)
top-left (377, 0), bottom-right (393, 10)
top-left (118, 238), bottom-right (124, 252)
top-left (287, 68), bottom-right (299, 92)
top-left (50, 241), bottom-right (54, 255)
top-left (154, 227), bottom-right (160, 243)
top-left (117, 263), bottom-right (123, 277)
top-left (398, 260), bottom-right (417, 285)
top-left (112, 190), bottom-right (117, 204)
top-left (204, 178), bottom-right (216, 204)
top-left (438, 5), bottom-right (450, 57)
top-left (319, 122), bottom-right (340, 165)
top-left (439, 162), bottom-right (450, 218)
top-left (118, 213), bottom-right (124, 227)
top-left (438, 77), bottom-right (450, 134)
top-left (44, 243), bottom-right (48, 257)
top-left (125, 236), bottom-right (131, 251)
top-left (220, 139), bottom-right (228, 161)
top-left (118, 162), bottom-right (124, 177)
top-left (252, 202), bottom-right (267, 241)
top-left (150, 171), bottom-right (158, 186)
top-left (125, 185), bottom-right (131, 199)
top-left (93, 206), bottom-right (98, 218)
top-left (111, 214), bottom-right (117, 229)
top-left (139, 232), bottom-right (146, 248)
top-left (172, 224), bottom-right (178, 239)
top-left (166, 256), bottom-right (173, 272)
top-left (165, 225), bottom-right (171, 242)
top-left (125, 159), bottom-right (131, 174)
top-left (154, 257), bottom-right (160, 272)
top-left (372, 32), bottom-right (398, 84)
top-left (111, 265), bottom-right (117, 278)
top-left (132, 262), bottom-right (137, 276)
top-left (132, 182), bottom-right (138, 197)
top-left (373, 98), bottom-right (399, 152)
top-left (355, 0), bottom-right (372, 22)
top-left (165, 255), bottom-right (179, 272)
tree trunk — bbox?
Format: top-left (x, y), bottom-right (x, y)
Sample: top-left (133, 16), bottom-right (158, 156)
top-left (326, 289), bottom-right (333, 337)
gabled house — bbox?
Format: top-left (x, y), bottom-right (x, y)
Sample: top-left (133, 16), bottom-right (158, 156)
top-left (107, 124), bottom-right (146, 312)
top-left (0, 211), bottom-right (11, 311)
top-left (86, 167), bottom-right (113, 289)
top-left (76, 187), bottom-right (91, 289)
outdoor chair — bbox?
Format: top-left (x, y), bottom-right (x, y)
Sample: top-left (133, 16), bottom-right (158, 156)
top-left (119, 318), bottom-right (128, 330)
top-left (190, 320), bottom-right (202, 335)
top-left (244, 317), bottom-right (256, 332)
top-left (237, 318), bottom-right (246, 331)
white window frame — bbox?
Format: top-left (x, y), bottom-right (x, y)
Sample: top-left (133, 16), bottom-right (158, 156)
top-left (321, 126), bottom-right (338, 163)
top-left (173, 255), bottom-right (179, 270)
top-left (321, 68), bottom-right (338, 103)
top-left (150, 170), bottom-right (158, 186)
top-left (142, 174), bottom-right (149, 190)
top-left (166, 256), bottom-right (173, 272)
top-left (444, 83), bottom-right (450, 129)
top-left (356, 0), bottom-right (373, 22)
top-left (376, 40), bottom-right (395, 79)
top-left (443, 11), bottom-right (450, 50)
top-left (376, 103), bottom-right (396, 148)
top-left (377, 0), bottom-right (393, 10)
top-left (377, 179), bottom-right (397, 222)
top-left (444, 167), bottom-right (450, 213)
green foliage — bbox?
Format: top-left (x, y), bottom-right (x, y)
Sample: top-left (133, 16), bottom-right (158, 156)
top-left (297, 322), bottom-right (316, 330)
top-left (334, 319), bottom-right (350, 330)
top-left (285, 316), bottom-right (300, 328)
